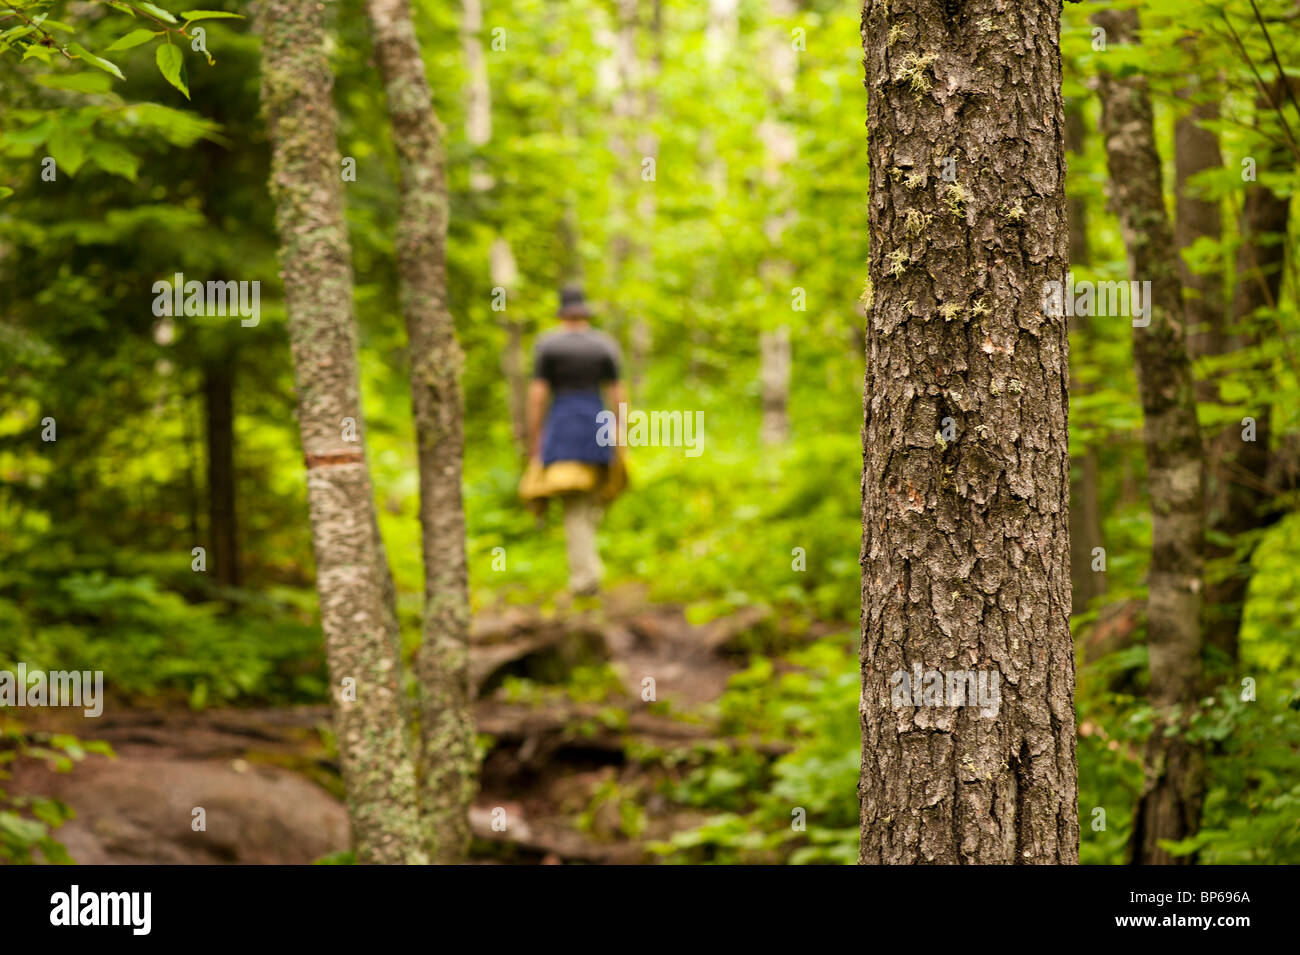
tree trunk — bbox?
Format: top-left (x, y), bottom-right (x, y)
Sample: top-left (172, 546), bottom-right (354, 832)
top-left (203, 351), bottom-right (239, 590)
top-left (462, 0), bottom-right (527, 456)
top-left (859, 0), bottom-right (1078, 864)
top-left (256, 0), bottom-right (426, 865)
top-left (1206, 102), bottom-right (1292, 667)
top-left (1174, 62), bottom-right (1224, 372)
top-left (1094, 8), bottom-right (1206, 866)
top-left (605, 0), bottom-right (639, 353)
top-left (492, 238), bottom-right (528, 454)
top-left (759, 326), bottom-right (791, 445)
top-left (758, 0), bottom-right (797, 446)
top-left (1065, 104), bottom-right (1105, 613)
top-left (366, 0), bottom-right (477, 863)
top-left (629, 0), bottom-right (662, 393)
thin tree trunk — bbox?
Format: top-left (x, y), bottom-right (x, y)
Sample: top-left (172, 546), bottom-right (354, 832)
top-left (691, 0), bottom-right (739, 387)
top-left (462, 0), bottom-right (526, 455)
top-left (203, 352), bottom-right (238, 590)
top-left (256, 0), bottom-right (426, 865)
top-left (859, 0), bottom-right (1078, 864)
top-left (628, 0), bottom-right (661, 393)
top-left (1094, 8), bottom-right (1206, 866)
top-left (366, 0), bottom-right (477, 863)
top-left (758, 0), bottom-right (797, 446)
top-left (605, 0), bottom-right (639, 352)
top-left (492, 238), bottom-right (528, 454)
top-left (1175, 62), bottom-right (1224, 372)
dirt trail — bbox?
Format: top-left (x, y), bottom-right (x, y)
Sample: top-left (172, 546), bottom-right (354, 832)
top-left (10, 589), bottom-right (802, 864)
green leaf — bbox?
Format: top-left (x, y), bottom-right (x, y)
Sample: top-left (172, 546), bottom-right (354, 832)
top-left (34, 72), bottom-right (114, 94)
top-left (0, 187), bottom-right (13, 200)
top-left (0, 25), bottom-right (36, 43)
top-left (2, 117), bottom-right (53, 148)
top-left (69, 43), bottom-right (125, 81)
top-left (180, 10), bottom-right (243, 20)
top-left (155, 44), bottom-right (188, 99)
top-left (136, 2), bottom-right (179, 24)
top-left (21, 44), bottom-right (54, 64)
top-left (0, 811), bottom-right (46, 843)
top-left (106, 29), bottom-right (157, 52)
top-left (46, 126), bottom-right (88, 177)
top-left (90, 143), bottom-right (143, 180)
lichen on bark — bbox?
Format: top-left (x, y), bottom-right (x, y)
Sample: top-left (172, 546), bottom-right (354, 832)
top-left (365, 0), bottom-right (478, 863)
top-left (858, 0), bottom-right (1079, 864)
top-left (256, 0), bottom-right (427, 865)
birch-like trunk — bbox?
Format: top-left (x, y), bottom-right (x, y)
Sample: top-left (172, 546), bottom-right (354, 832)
top-left (462, 0), bottom-right (527, 455)
top-left (859, 0), bottom-right (1078, 864)
top-left (256, 0), bottom-right (426, 865)
top-left (758, 0), bottom-right (797, 446)
top-left (366, 0), bottom-right (477, 863)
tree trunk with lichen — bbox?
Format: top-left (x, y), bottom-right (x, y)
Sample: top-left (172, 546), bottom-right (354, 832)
top-left (859, 0), bottom-right (1078, 864)
top-left (1094, 7), bottom-right (1206, 866)
top-left (366, 0), bottom-right (477, 863)
top-left (256, 0), bottom-right (426, 865)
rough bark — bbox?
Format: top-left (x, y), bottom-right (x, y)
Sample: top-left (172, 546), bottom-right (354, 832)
top-left (1206, 110), bottom-right (1292, 667)
top-left (1094, 8), bottom-right (1206, 866)
top-left (203, 352), bottom-right (239, 590)
top-left (256, 0), bottom-right (426, 865)
top-left (1065, 103), bottom-right (1105, 612)
top-left (366, 0), bottom-right (477, 863)
top-left (859, 0), bottom-right (1078, 864)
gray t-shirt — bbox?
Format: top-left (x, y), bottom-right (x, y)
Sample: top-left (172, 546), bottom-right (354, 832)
top-left (532, 329), bottom-right (622, 393)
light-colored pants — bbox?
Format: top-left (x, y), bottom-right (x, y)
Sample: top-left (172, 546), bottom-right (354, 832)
top-left (561, 490), bottom-right (604, 594)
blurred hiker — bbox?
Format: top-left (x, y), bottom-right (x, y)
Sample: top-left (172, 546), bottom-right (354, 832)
top-left (519, 286), bottom-right (628, 596)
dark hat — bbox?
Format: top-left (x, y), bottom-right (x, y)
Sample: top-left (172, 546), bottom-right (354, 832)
top-left (557, 285), bottom-right (592, 318)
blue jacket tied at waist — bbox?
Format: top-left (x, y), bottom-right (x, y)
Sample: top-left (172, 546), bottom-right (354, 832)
top-left (542, 390), bottom-right (611, 466)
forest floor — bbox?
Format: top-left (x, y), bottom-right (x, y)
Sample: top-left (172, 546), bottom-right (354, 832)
top-left (12, 585), bottom-right (821, 864)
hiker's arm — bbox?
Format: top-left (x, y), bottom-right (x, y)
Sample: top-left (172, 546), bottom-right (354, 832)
top-left (526, 379), bottom-right (550, 460)
top-left (605, 380), bottom-right (627, 412)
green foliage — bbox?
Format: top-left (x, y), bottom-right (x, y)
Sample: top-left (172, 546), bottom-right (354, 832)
top-left (0, 571), bottom-right (327, 707)
top-left (661, 636), bottom-right (861, 864)
top-left (0, 723), bottom-right (110, 864)
top-left (0, 0), bottom-right (1297, 867)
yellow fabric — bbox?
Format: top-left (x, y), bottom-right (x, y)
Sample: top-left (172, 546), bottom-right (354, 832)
top-left (519, 450), bottom-right (627, 503)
